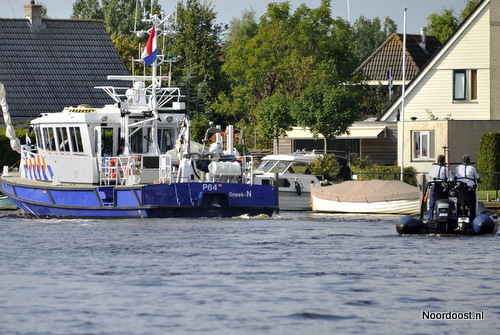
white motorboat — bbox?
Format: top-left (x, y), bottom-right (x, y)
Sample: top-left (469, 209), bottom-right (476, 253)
top-left (253, 152), bottom-right (351, 211)
top-left (311, 179), bottom-right (421, 215)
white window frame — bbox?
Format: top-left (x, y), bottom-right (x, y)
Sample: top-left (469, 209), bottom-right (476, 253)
top-left (453, 69), bottom-right (477, 102)
top-left (412, 130), bottom-right (435, 161)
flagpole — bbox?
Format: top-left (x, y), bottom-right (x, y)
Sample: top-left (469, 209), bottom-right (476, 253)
top-left (149, 22), bottom-right (160, 155)
top-left (400, 8), bottom-right (407, 182)
top-left (347, 0), bottom-right (351, 25)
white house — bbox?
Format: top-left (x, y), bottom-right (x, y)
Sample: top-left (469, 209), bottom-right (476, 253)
top-left (379, 0), bottom-right (500, 172)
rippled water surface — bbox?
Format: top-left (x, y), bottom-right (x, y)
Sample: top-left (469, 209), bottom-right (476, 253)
top-left (1, 211), bottom-right (499, 334)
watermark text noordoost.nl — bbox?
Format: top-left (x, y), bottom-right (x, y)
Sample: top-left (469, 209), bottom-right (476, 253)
top-left (422, 310), bottom-right (484, 320)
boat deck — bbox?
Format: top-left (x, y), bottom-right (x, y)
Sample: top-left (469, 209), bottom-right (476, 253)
top-left (1, 173), bottom-right (145, 190)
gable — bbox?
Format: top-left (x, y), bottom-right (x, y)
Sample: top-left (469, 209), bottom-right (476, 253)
top-left (0, 19), bottom-right (129, 118)
top-left (379, 0), bottom-right (491, 122)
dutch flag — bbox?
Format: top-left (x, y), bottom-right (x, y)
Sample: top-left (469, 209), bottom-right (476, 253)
top-left (141, 24), bottom-right (157, 66)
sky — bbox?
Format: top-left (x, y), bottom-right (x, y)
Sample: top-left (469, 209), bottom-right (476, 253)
top-left (2, 0), bottom-right (469, 34)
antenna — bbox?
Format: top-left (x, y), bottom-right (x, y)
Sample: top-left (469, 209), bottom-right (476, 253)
top-left (174, 0), bottom-right (178, 28)
top-left (134, 0), bottom-right (138, 32)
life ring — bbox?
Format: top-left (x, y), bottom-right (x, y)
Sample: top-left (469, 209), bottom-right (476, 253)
top-left (110, 158), bottom-right (117, 178)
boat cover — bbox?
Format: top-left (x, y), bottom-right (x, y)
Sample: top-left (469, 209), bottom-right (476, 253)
top-left (312, 180), bottom-right (419, 203)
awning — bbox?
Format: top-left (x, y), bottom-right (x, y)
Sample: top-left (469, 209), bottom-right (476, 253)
top-left (285, 126), bottom-right (386, 140)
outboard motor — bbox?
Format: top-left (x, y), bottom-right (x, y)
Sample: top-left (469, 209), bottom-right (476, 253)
top-left (435, 199), bottom-right (457, 233)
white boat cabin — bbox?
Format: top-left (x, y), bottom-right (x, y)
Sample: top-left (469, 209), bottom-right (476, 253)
top-left (21, 80), bottom-right (185, 186)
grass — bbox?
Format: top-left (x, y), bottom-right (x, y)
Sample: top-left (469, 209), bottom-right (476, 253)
top-left (478, 190), bottom-right (500, 201)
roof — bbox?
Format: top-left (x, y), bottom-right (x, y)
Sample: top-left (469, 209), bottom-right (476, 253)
top-left (0, 19), bottom-right (129, 118)
top-left (353, 33), bottom-right (442, 82)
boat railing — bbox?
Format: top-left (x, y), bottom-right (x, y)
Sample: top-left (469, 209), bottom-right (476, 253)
top-left (20, 144), bottom-right (37, 160)
top-left (20, 145), bottom-right (42, 181)
top-left (100, 156), bottom-right (120, 185)
top-left (100, 155), bottom-right (142, 186)
top-left (240, 155), bottom-right (254, 185)
top-left (96, 84), bottom-right (183, 110)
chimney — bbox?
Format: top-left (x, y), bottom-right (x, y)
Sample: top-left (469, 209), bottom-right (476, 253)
top-left (420, 27), bottom-right (427, 50)
top-left (24, 1), bottom-right (43, 26)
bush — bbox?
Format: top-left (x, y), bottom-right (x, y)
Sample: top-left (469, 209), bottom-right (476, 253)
top-left (0, 128), bottom-right (27, 170)
top-left (346, 153), bottom-right (372, 169)
top-left (308, 154), bottom-right (341, 182)
top-left (477, 132), bottom-right (500, 191)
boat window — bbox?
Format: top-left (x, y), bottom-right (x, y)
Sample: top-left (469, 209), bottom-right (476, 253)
top-left (35, 126), bottom-right (42, 149)
top-left (56, 127), bottom-right (69, 152)
top-left (269, 161), bottom-right (289, 173)
top-left (256, 160), bottom-right (277, 173)
top-left (287, 161), bottom-right (312, 174)
top-left (42, 128), bottom-right (49, 150)
top-left (131, 128), bottom-right (144, 153)
top-left (158, 128), bottom-right (174, 153)
top-left (42, 127), bottom-right (56, 151)
top-left (69, 127), bottom-right (84, 153)
top-left (101, 128), bottom-right (114, 156)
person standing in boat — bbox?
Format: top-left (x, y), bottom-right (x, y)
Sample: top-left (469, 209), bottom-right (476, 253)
top-left (427, 154), bottom-right (452, 221)
top-left (455, 154), bottom-right (482, 219)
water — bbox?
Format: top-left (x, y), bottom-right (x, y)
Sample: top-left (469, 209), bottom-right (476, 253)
top-left (1, 211), bottom-right (499, 334)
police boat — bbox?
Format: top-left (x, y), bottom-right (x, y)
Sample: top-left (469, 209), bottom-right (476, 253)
top-left (396, 179), bottom-right (498, 235)
top-left (0, 10), bottom-right (277, 218)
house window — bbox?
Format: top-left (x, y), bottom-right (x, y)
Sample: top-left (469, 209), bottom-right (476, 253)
top-left (412, 131), bottom-right (435, 160)
top-left (453, 69), bottom-right (477, 101)
top-left (471, 69), bottom-right (477, 100)
top-left (453, 70), bottom-right (466, 100)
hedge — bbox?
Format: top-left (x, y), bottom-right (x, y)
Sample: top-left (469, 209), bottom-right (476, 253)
top-left (477, 131), bottom-right (500, 191)
top-left (0, 128), bottom-right (27, 170)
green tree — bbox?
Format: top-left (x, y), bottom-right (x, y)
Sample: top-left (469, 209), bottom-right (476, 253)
top-left (427, 8), bottom-right (458, 43)
top-left (292, 85), bottom-right (358, 151)
top-left (352, 16), bottom-right (397, 63)
top-left (71, 0), bottom-right (161, 35)
top-left (224, 9), bottom-right (259, 47)
top-left (110, 32), bottom-right (138, 73)
top-left (427, 1), bottom-right (481, 43)
top-left (71, 0), bottom-right (103, 20)
top-left (256, 94), bottom-right (293, 151)
top-left (189, 114), bottom-right (211, 143)
top-left (169, 0), bottom-right (227, 119)
top-left (459, 0), bottom-right (481, 22)
top-left (220, 0), bottom-right (356, 148)
top-left (223, 0), bottom-right (355, 105)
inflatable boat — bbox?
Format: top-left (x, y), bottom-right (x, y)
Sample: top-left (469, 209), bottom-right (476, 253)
top-left (396, 180), bottom-right (498, 235)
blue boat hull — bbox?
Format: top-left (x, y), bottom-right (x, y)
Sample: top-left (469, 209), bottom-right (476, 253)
top-left (1, 178), bottom-right (277, 218)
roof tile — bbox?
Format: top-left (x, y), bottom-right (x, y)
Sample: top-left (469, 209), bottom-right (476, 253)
top-left (0, 19), bottom-right (129, 118)
top-left (354, 33), bottom-right (442, 81)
